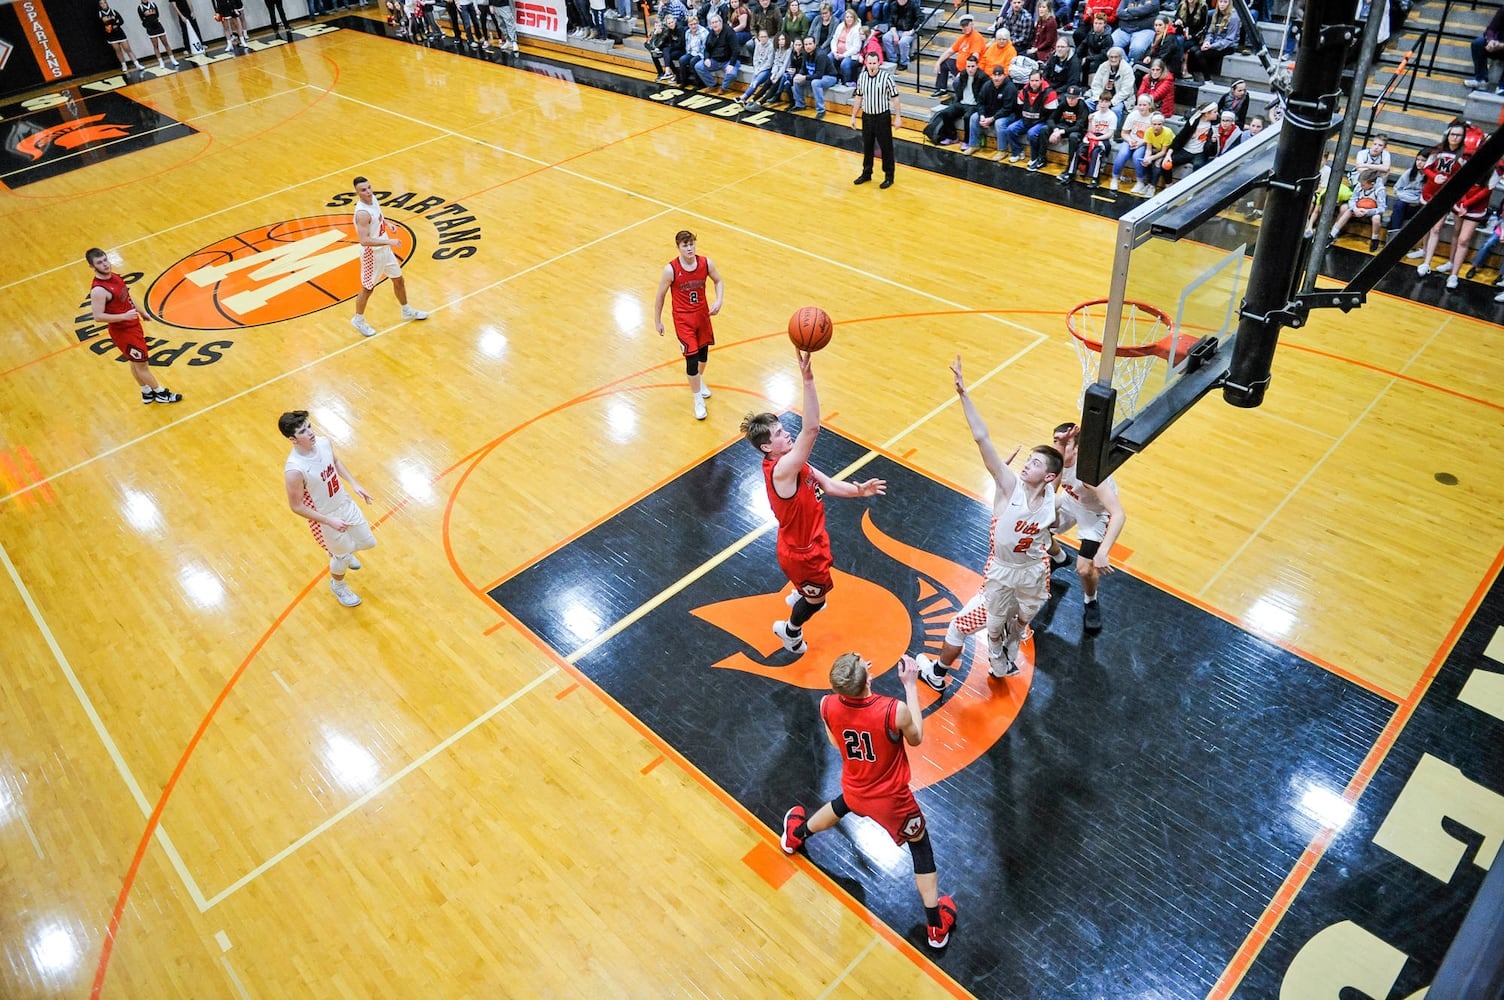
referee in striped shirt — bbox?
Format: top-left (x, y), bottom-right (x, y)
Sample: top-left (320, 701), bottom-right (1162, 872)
top-left (850, 50), bottom-right (902, 188)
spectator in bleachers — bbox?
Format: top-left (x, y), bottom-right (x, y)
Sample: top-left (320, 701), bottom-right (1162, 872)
top-left (1076, 10), bottom-right (1114, 78)
top-left (782, 0), bottom-right (811, 41)
top-left (1467, 5), bottom-right (1504, 94)
top-left (932, 13), bottom-right (988, 96)
top-left (1027, 0), bottom-right (1058, 60)
top-left (810, 2), bottom-right (836, 48)
top-left (1136, 111), bottom-right (1175, 193)
top-left (1006, 67), bottom-right (1058, 162)
top-left (1211, 107), bottom-right (1247, 156)
top-left (648, 10), bottom-right (676, 79)
top-left (1185, 0), bottom-right (1237, 83)
top-left (585, 0), bottom-right (608, 41)
top-left (1108, 93), bottom-right (1153, 189)
top-left (1386, 157), bottom-right (1421, 233)
top-left (972, 63), bottom-right (1020, 154)
top-left (744, 30), bottom-right (793, 105)
top-left (727, 0), bottom-right (752, 45)
top-left (882, 0), bottom-right (921, 71)
top-left (1164, 100), bottom-right (1217, 175)
top-left (1112, 0), bottom-right (1157, 62)
top-left (677, 13), bottom-right (707, 84)
top-left (1048, 84), bottom-right (1091, 182)
top-left (1134, 15), bottom-right (1181, 81)
top-left (1022, 70), bottom-right (1065, 166)
top-left (1328, 169), bottom-right (1387, 251)
top-left (1137, 57), bottom-right (1174, 116)
top-left (1173, 0), bottom-right (1208, 78)
top-left (1217, 79), bottom-right (1249, 126)
top-left (1468, 210), bottom-right (1502, 283)
top-left (1043, 36), bottom-right (1081, 89)
top-left (1081, 95), bottom-right (1118, 183)
top-left (1089, 45), bottom-right (1136, 120)
top-left (938, 53), bottom-right (987, 146)
top-left (980, 28), bottom-right (1017, 77)
top-left (736, 28), bottom-right (775, 100)
top-left (1410, 123), bottom-right (1487, 288)
top-left (791, 32), bottom-right (839, 115)
top-left (829, 8), bottom-right (866, 82)
top-left (994, 0), bottom-right (1035, 51)
top-left (698, 12), bottom-right (739, 89)
top-left (1352, 133), bottom-right (1391, 182)
top-left (1073, 0), bottom-right (1115, 43)
top-left (750, 0), bottom-right (781, 41)
top-left (1305, 149), bottom-right (1350, 236)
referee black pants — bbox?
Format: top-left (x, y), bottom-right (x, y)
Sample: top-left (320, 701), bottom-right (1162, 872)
top-left (861, 113), bottom-right (895, 181)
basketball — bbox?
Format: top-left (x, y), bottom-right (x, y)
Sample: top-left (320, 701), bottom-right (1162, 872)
top-left (788, 306), bottom-right (833, 352)
top-left (1356, 197), bottom-right (1379, 210)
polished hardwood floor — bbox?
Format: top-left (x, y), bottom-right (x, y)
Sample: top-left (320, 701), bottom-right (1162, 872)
top-left (2, 22), bottom-right (1502, 999)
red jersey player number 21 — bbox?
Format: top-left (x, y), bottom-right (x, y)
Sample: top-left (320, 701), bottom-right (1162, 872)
top-left (653, 230), bottom-right (724, 421)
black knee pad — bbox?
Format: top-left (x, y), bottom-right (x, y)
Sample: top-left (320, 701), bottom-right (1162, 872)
top-left (831, 794), bottom-right (851, 819)
top-left (909, 831), bottom-right (936, 875)
top-left (685, 355), bottom-right (700, 376)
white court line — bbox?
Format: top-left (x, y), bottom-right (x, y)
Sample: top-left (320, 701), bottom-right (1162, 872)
top-left (816, 937), bottom-right (879, 1000)
top-left (0, 131), bottom-right (447, 294)
top-left (201, 667), bottom-right (559, 908)
top-left (270, 670), bottom-right (293, 694)
top-left (219, 955), bottom-right (252, 1000)
top-left (17, 807), bottom-right (45, 859)
top-left (0, 536), bottom-right (209, 910)
top-left (1196, 311), bottom-right (1452, 600)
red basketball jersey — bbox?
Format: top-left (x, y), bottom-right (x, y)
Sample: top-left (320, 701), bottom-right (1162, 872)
top-left (820, 692), bottom-right (912, 801)
top-left (91, 272), bottom-right (143, 339)
top-left (763, 459), bottom-right (828, 555)
top-left (669, 255), bottom-right (711, 318)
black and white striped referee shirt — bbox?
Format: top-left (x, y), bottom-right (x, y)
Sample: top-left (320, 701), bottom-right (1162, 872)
top-left (853, 68), bottom-right (899, 115)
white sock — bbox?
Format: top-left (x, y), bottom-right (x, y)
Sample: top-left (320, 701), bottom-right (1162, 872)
top-left (1084, 595), bottom-right (1097, 604)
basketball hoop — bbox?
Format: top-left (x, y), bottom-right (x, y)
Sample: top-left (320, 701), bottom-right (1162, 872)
top-left (1066, 299), bottom-right (1185, 418)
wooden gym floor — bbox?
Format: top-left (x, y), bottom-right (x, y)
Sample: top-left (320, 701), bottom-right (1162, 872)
top-left (2, 23), bottom-right (1503, 999)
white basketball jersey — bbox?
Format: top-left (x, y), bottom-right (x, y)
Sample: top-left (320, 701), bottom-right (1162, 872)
top-left (354, 194), bottom-right (386, 243)
top-left (986, 479), bottom-right (1055, 575)
top-left (1058, 462), bottom-right (1114, 518)
top-left (286, 437), bottom-right (357, 519)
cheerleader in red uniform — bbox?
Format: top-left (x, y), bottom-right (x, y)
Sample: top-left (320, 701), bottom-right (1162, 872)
top-left (1411, 122), bottom-right (1491, 289)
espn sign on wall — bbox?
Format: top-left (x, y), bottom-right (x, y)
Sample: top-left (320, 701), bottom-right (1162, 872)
top-left (515, 0), bottom-right (564, 41)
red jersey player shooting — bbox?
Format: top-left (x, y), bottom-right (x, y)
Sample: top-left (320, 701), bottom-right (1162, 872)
top-left (653, 229), bottom-right (724, 421)
top-left (739, 352), bottom-right (886, 657)
top-left (780, 652), bottom-right (958, 949)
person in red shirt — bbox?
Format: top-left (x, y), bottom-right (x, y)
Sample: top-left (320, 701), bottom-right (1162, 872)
top-left (780, 652), bottom-right (958, 949)
top-left (85, 248), bottom-right (182, 405)
top-left (739, 353), bottom-right (886, 655)
top-left (654, 230), bottom-right (725, 421)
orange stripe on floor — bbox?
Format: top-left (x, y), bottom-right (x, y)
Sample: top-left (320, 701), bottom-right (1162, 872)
top-left (743, 841), bottom-right (796, 890)
top-left (555, 683), bottom-right (579, 700)
top-left (482, 620), bottom-right (507, 636)
top-left (641, 755), bottom-right (665, 775)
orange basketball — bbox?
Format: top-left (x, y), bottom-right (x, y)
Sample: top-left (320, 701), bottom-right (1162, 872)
top-left (1356, 197), bottom-right (1379, 211)
top-left (788, 306), bottom-right (833, 352)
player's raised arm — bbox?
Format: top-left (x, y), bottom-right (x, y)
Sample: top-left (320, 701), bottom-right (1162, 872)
top-left (777, 351), bottom-right (821, 478)
top-left (811, 466), bottom-right (887, 499)
top-left (652, 262), bottom-right (674, 335)
top-left (951, 355), bottom-right (1016, 494)
top-left (895, 655), bottom-right (924, 746)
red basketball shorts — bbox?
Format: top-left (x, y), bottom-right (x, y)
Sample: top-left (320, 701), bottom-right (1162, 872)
top-left (847, 785), bottom-right (926, 844)
top-left (778, 543), bottom-right (833, 600)
top-left (108, 321), bottom-right (148, 363)
top-left (672, 311), bottom-right (715, 356)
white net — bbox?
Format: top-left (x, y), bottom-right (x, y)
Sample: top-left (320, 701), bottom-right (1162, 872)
top-left (1069, 300), bottom-right (1174, 419)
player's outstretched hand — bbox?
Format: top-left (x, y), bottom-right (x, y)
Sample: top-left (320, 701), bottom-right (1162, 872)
top-left (854, 477), bottom-right (886, 497)
top-left (355, 487), bottom-right (373, 504)
top-left (896, 654), bottom-right (918, 689)
top-left (796, 350), bottom-right (813, 379)
top-left (950, 354), bottom-right (965, 394)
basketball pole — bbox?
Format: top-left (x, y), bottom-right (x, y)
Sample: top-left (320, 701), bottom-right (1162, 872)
top-left (1222, 0), bottom-right (1355, 409)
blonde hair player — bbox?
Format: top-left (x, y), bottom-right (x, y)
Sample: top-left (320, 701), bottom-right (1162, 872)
top-left (280, 411), bottom-right (378, 608)
top-left (350, 176), bottom-right (429, 338)
top-left (779, 651), bottom-right (958, 950)
top-left (916, 356), bottom-right (1061, 690)
top-left (653, 230), bottom-right (724, 420)
top-left (1046, 421), bottom-right (1126, 633)
top-left (85, 248), bottom-right (183, 405)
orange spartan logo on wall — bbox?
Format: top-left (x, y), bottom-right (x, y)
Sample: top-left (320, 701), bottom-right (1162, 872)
top-left (690, 511), bottom-right (1033, 789)
top-left (145, 215), bottom-right (416, 330)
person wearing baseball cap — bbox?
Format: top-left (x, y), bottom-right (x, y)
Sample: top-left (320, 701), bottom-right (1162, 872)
top-left (931, 11), bottom-right (986, 96)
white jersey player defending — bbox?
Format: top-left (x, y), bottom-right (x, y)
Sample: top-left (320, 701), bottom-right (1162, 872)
top-left (350, 175), bottom-right (428, 338)
top-left (281, 410), bottom-right (378, 607)
top-left (917, 356), bottom-right (1062, 690)
top-left (1046, 422), bottom-right (1126, 634)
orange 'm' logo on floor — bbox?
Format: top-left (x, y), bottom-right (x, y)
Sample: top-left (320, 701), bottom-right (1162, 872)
top-left (145, 215), bottom-right (417, 330)
top-left (691, 511), bottom-right (1032, 789)
top-left (17, 115), bottom-right (134, 160)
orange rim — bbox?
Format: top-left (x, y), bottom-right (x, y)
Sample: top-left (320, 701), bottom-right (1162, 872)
top-left (1066, 298), bottom-right (1185, 361)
